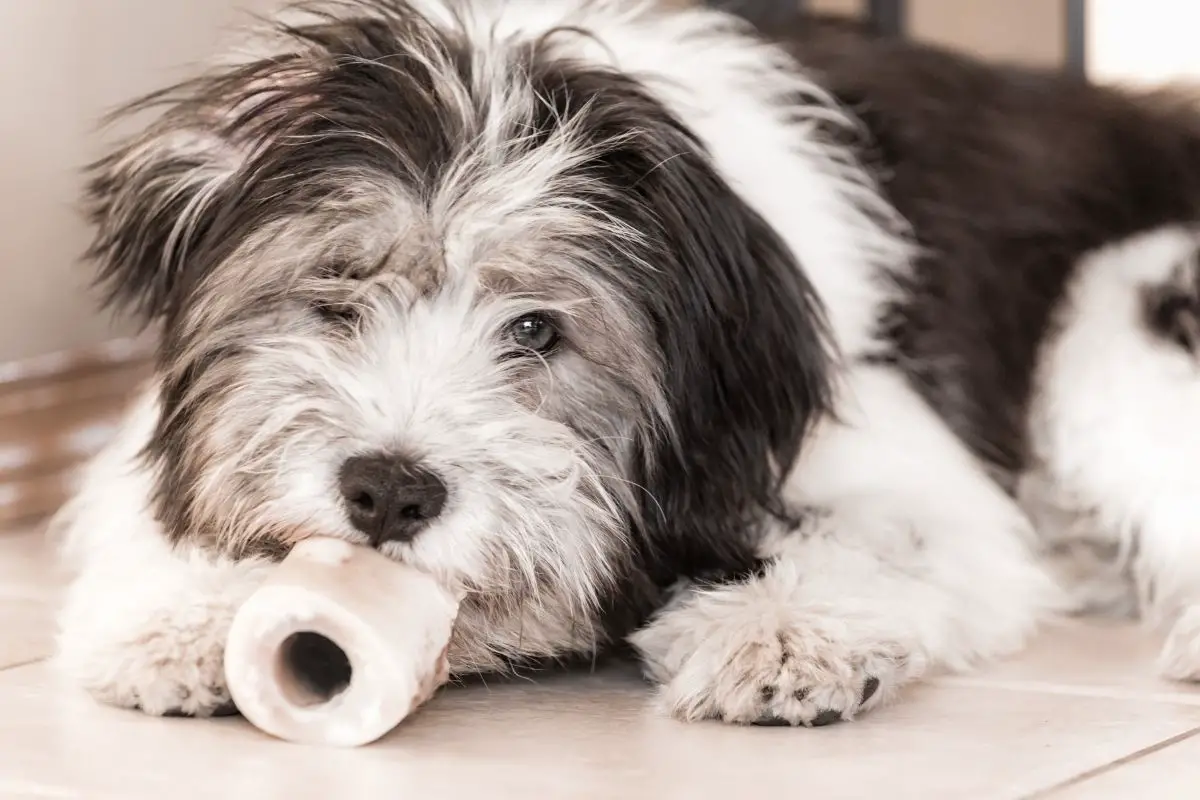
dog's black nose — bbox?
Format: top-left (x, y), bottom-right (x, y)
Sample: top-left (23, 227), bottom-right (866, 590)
top-left (338, 453), bottom-right (448, 546)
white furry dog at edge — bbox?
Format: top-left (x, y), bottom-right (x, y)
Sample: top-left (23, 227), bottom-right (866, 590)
top-left (50, 0), bottom-right (1200, 727)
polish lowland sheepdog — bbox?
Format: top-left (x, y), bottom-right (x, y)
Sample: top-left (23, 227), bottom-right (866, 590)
top-left (52, 0), bottom-right (1200, 725)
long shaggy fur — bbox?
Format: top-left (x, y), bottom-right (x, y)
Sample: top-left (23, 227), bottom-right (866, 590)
top-left (52, 1), bottom-right (1200, 723)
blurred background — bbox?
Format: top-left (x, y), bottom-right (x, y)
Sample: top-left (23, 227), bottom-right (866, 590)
top-left (0, 0), bottom-right (1196, 526)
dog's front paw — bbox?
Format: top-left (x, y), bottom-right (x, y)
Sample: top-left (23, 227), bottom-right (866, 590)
top-left (1158, 605), bottom-right (1200, 682)
top-left (630, 583), bottom-right (924, 726)
top-left (58, 600), bottom-right (237, 717)
top-left (56, 561), bottom-right (262, 718)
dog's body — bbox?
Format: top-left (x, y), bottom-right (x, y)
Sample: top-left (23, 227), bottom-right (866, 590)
top-left (53, 0), bottom-right (1200, 725)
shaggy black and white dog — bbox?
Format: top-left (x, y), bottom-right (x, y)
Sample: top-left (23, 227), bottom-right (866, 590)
top-left (54, 0), bottom-right (1200, 726)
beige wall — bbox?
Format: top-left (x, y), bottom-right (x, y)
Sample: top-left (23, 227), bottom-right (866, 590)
top-left (909, 0), bottom-right (1063, 68)
top-left (811, 0), bottom-right (1064, 68)
top-left (0, 1), bottom-right (273, 363)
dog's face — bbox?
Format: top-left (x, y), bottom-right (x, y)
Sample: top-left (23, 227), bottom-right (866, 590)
top-left (87, 1), bottom-right (831, 666)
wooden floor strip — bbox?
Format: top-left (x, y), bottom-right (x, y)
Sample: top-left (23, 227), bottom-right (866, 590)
top-left (0, 340), bottom-right (150, 531)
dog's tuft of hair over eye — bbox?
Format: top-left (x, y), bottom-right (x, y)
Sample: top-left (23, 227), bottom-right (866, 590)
top-left (309, 262), bottom-right (369, 328)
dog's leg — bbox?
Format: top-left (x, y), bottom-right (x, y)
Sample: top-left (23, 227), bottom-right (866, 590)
top-left (53, 390), bottom-right (270, 717)
top-left (1028, 228), bottom-right (1200, 682)
top-left (630, 366), bottom-right (1062, 725)
top-left (1151, 551), bottom-right (1200, 682)
top-left (1119, 247), bottom-right (1200, 682)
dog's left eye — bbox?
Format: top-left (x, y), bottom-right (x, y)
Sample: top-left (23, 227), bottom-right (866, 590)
top-left (507, 312), bottom-right (560, 355)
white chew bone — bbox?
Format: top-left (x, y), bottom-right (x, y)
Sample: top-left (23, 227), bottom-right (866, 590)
top-left (223, 536), bottom-right (460, 747)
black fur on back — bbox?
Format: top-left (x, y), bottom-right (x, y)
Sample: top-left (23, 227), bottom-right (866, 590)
top-left (766, 16), bottom-right (1200, 482)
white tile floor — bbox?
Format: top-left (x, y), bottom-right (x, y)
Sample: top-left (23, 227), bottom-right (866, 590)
top-left (1, 527), bottom-right (1197, 799)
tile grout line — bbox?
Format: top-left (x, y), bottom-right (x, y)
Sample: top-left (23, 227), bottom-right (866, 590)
top-left (1019, 725), bottom-right (1200, 798)
top-left (0, 655), bottom-right (49, 673)
top-left (934, 676), bottom-right (1200, 706)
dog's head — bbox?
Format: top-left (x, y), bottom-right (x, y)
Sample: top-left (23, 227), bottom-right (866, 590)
top-left (86, 0), bottom-right (831, 665)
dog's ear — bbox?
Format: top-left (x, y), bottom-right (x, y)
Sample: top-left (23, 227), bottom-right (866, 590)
top-left (567, 72), bottom-right (836, 579)
top-left (634, 168), bottom-right (835, 578)
top-left (83, 4), bottom-right (457, 326)
top-left (83, 86), bottom-right (249, 325)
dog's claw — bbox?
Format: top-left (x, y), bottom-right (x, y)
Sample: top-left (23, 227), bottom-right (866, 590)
top-left (809, 709), bottom-right (844, 727)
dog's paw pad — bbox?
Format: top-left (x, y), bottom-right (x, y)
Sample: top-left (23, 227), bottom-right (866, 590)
top-left (861, 676), bottom-right (881, 705)
top-left (749, 678), bottom-right (872, 727)
top-left (755, 715), bottom-right (794, 727)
